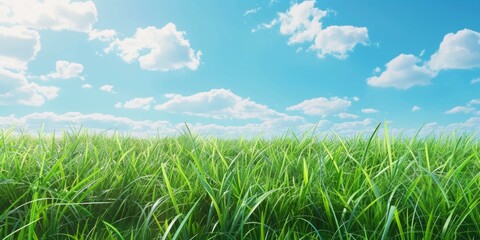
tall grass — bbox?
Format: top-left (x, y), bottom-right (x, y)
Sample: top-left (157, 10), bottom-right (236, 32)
top-left (0, 126), bottom-right (479, 239)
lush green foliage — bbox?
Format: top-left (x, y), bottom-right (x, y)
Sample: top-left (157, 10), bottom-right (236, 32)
top-left (1, 126), bottom-right (479, 239)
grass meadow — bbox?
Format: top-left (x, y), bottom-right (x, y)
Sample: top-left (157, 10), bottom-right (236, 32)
top-left (0, 125), bottom-right (479, 239)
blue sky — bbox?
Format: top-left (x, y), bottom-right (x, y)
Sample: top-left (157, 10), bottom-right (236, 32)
top-left (1, 0), bottom-right (480, 136)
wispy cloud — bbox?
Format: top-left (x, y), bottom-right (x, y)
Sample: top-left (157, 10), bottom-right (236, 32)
top-left (338, 112), bottom-right (359, 119)
top-left (115, 97), bottom-right (155, 110)
top-left (471, 78), bottom-right (480, 84)
top-left (88, 29), bottom-right (117, 42)
top-left (469, 99), bottom-right (480, 106)
top-left (99, 84), bottom-right (115, 93)
top-left (244, 7), bottom-right (261, 16)
top-left (411, 105), bottom-right (421, 112)
top-left (287, 96), bottom-right (352, 117)
top-left (361, 108), bottom-right (379, 114)
top-left (445, 106), bottom-right (475, 114)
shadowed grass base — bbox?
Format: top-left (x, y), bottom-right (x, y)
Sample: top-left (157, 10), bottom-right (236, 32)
top-left (0, 126), bottom-right (479, 239)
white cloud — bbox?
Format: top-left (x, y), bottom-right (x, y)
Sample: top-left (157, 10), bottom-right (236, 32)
top-left (115, 97), bottom-right (155, 110)
top-left (277, 0), bottom-right (326, 44)
top-left (186, 116), bottom-right (307, 137)
top-left (471, 78), bottom-right (480, 84)
top-left (413, 117), bottom-right (480, 135)
top-left (0, 112), bottom-right (175, 136)
top-left (367, 54), bottom-right (437, 89)
top-left (88, 29), bottom-right (117, 42)
top-left (331, 118), bottom-right (376, 135)
top-left (338, 112), bottom-right (359, 119)
top-left (332, 118), bottom-right (374, 130)
top-left (445, 106), bottom-right (475, 114)
top-left (106, 23), bottom-right (201, 71)
top-left (0, 0), bottom-right (98, 32)
top-left (0, 26), bottom-right (40, 71)
top-left (352, 96), bottom-right (360, 102)
top-left (40, 60), bottom-right (84, 80)
top-left (99, 84), bottom-right (114, 93)
top-left (419, 49), bottom-right (425, 57)
top-left (252, 19), bottom-right (278, 32)
top-left (287, 96), bottom-right (351, 117)
top-left (2, 112), bottom-right (479, 138)
top-left (269, 0), bottom-right (279, 5)
top-left (256, 0), bottom-right (368, 59)
top-left (244, 7), bottom-right (261, 16)
top-left (0, 26), bottom-right (58, 106)
top-left (311, 25), bottom-right (369, 59)
top-left (155, 89), bottom-right (297, 120)
top-left (469, 99), bottom-right (480, 106)
top-left (0, 111), bottom-right (309, 138)
top-left (0, 68), bottom-right (59, 106)
top-left (81, 84), bottom-right (92, 89)
top-left (369, 29), bottom-right (480, 90)
top-left (428, 29), bottom-right (480, 71)
top-left (411, 105), bottom-right (421, 112)
top-left (361, 108), bottom-right (379, 114)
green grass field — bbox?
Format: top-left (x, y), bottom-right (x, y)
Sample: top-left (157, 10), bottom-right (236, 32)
top-left (1, 125), bottom-right (479, 239)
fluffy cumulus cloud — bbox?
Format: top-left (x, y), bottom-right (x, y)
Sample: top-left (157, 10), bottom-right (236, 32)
top-left (115, 97), bottom-right (155, 110)
top-left (0, 0), bottom-right (98, 32)
top-left (367, 54), bottom-right (437, 89)
top-left (256, 0), bottom-right (368, 59)
top-left (106, 23), bottom-right (201, 71)
top-left (277, 0), bottom-right (326, 44)
top-left (40, 60), bottom-right (84, 80)
top-left (0, 26), bottom-right (59, 106)
top-left (312, 25), bottom-right (369, 59)
top-left (81, 83), bottom-right (92, 89)
top-left (0, 26), bottom-right (40, 71)
top-left (361, 108), bottom-right (379, 114)
top-left (369, 29), bottom-right (480, 90)
top-left (428, 29), bottom-right (480, 71)
top-left (287, 96), bottom-right (352, 117)
top-left (155, 89), bottom-right (297, 120)
top-left (0, 1), bottom-right (105, 105)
